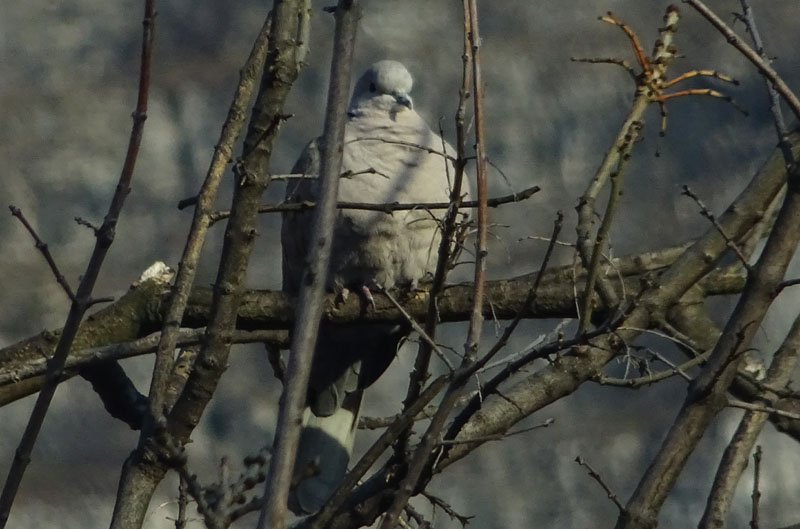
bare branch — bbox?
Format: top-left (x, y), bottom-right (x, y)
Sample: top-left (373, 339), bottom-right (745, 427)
top-left (207, 184), bottom-right (539, 223)
top-left (379, 2), bottom-right (490, 525)
top-left (0, 246), bottom-right (756, 406)
top-left (751, 445), bottom-right (762, 529)
top-left (575, 456), bottom-right (625, 513)
top-left (258, 2), bottom-right (358, 527)
top-left (145, 10), bottom-right (274, 426)
top-left (736, 0), bottom-right (793, 164)
top-left (682, 185), bottom-right (752, 270)
top-left (619, 156), bottom-right (800, 529)
top-left (396, 0), bottom-right (474, 470)
top-left (110, 3), bottom-right (310, 527)
top-left (578, 119), bottom-right (641, 331)
top-left (576, 7), bottom-right (682, 334)
top-left (683, 0), bottom-right (800, 121)
top-left (8, 206), bottom-right (76, 302)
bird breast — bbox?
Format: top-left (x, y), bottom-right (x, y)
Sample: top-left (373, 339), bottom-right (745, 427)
top-left (329, 115), bottom-right (454, 290)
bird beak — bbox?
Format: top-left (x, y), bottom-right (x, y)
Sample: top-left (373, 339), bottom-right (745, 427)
top-left (393, 92), bottom-right (413, 109)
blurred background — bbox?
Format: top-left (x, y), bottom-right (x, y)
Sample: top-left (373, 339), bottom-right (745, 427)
top-left (1, 0), bottom-right (799, 527)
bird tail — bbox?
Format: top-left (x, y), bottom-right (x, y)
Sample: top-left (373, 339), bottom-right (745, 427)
top-left (288, 391), bottom-right (362, 515)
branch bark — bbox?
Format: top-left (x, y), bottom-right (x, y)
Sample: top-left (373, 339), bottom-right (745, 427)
top-left (699, 309), bottom-right (800, 529)
top-left (618, 158), bottom-right (800, 529)
top-left (0, 249), bottom-right (760, 406)
top-left (257, 2), bottom-right (358, 527)
top-left (108, 3), bottom-right (309, 527)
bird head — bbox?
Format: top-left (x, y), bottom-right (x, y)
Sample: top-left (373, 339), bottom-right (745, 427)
top-left (349, 60), bottom-right (414, 113)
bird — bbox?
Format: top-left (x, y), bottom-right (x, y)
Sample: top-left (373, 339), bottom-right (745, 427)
top-left (281, 59), bottom-right (466, 514)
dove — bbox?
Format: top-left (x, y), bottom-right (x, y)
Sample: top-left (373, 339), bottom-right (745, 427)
top-left (282, 60), bottom-right (465, 514)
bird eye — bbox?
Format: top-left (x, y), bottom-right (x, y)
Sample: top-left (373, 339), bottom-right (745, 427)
top-left (369, 82), bottom-right (377, 93)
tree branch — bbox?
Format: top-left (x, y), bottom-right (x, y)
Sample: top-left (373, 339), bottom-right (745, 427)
top-left (683, 0), bottom-right (800, 121)
top-left (258, 2), bottom-right (358, 527)
top-left (619, 160), bottom-right (800, 529)
top-left (0, 248), bottom-right (759, 407)
top-left (109, 3), bottom-right (309, 527)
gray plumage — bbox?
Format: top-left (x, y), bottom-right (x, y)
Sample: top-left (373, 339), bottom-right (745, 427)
top-left (282, 60), bottom-right (462, 514)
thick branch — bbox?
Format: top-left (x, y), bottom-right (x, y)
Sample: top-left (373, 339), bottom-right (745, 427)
top-left (0, 253), bottom-right (754, 406)
top-left (619, 158), bottom-right (800, 529)
top-left (109, 4), bottom-right (309, 528)
top-left (258, 2), bottom-right (358, 528)
top-left (699, 310), bottom-right (800, 529)
top-left (146, 9), bottom-right (274, 428)
top-left (439, 132), bottom-right (799, 469)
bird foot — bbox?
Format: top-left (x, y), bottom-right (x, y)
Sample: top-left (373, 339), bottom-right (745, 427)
top-left (338, 287), bottom-right (351, 303)
top-left (361, 285), bottom-right (376, 309)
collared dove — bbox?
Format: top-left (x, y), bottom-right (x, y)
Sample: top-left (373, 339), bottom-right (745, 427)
top-left (282, 60), bottom-right (465, 514)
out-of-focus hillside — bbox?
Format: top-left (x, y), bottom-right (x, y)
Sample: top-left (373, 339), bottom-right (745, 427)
top-left (1, 1), bottom-right (799, 527)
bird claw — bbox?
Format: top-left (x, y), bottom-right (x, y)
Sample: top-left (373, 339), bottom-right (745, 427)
top-left (339, 287), bottom-right (351, 303)
top-left (361, 285), bottom-right (376, 309)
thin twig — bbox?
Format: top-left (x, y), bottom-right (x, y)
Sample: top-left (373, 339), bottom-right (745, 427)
top-left (662, 69), bottom-right (739, 88)
top-left (175, 475), bottom-right (189, 529)
top-left (178, 167), bottom-right (389, 209)
top-left (347, 137), bottom-right (456, 162)
top-left (599, 12), bottom-right (650, 72)
top-left (396, 0), bottom-right (473, 467)
top-left (682, 185), bottom-right (751, 270)
top-left (727, 398), bottom-right (800, 421)
top-left (578, 120), bottom-right (641, 332)
top-left (777, 278), bottom-right (800, 293)
top-left (358, 390), bottom-right (478, 430)
top-left (656, 88), bottom-right (748, 116)
top-left (403, 504), bottom-right (430, 529)
top-left (440, 417), bottom-right (553, 445)
top-left (8, 207), bottom-right (76, 302)
top-left (575, 456), bottom-right (625, 512)
top-left (463, 0), bottom-right (489, 365)
top-left (165, 443), bottom-right (269, 529)
top-left (683, 0), bottom-right (800, 121)
top-left (751, 445), bottom-right (762, 529)
top-left (596, 351), bottom-right (709, 388)
top-left (208, 185), bottom-right (539, 223)
top-left (571, 56), bottom-right (637, 81)
top-left (421, 491), bottom-right (473, 528)
top-left (382, 289), bottom-right (454, 371)
top-left (736, 0), bottom-right (793, 165)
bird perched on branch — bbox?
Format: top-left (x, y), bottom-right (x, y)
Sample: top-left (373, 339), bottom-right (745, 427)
top-left (282, 60), bottom-right (467, 514)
